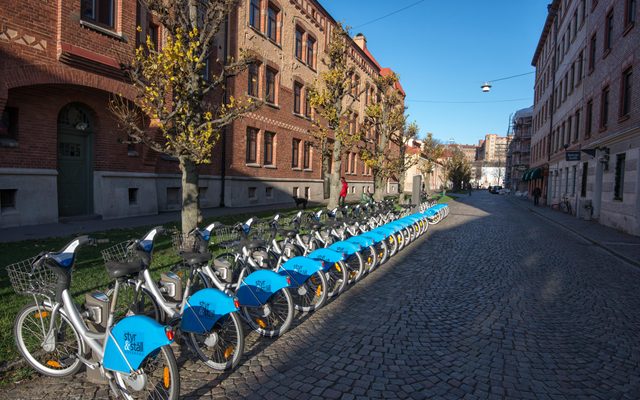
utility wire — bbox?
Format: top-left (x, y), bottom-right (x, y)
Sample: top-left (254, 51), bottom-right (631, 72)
top-left (353, 0), bottom-right (427, 29)
top-left (406, 97), bottom-right (531, 104)
top-left (487, 71), bottom-right (535, 83)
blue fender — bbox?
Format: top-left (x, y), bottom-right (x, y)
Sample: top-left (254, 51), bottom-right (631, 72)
top-left (277, 256), bottom-right (324, 288)
top-left (181, 288), bottom-right (239, 334)
top-left (329, 241), bottom-right (361, 256)
top-left (103, 315), bottom-right (172, 374)
top-left (236, 270), bottom-right (290, 307)
top-left (360, 231), bottom-right (386, 243)
top-left (369, 227), bottom-right (391, 238)
top-left (308, 248), bottom-right (345, 263)
top-left (345, 235), bottom-right (374, 247)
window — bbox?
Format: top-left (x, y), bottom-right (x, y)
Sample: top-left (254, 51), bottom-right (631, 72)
top-left (81, 0), bottom-right (114, 28)
top-left (614, 153), bottom-right (626, 200)
top-left (128, 188), bottom-right (138, 205)
top-left (248, 63), bottom-right (259, 97)
top-left (625, 0), bottom-right (637, 28)
top-left (292, 187), bottom-right (299, 197)
top-left (600, 86), bottom-right (609, 129)
top-left (246, 127), bottom-right (258, 163)
top-left (306, 36), bottom-right (315, 68)
top-left (265, 187), bottom-right (273, 198)
top-left (304, 88), bottom-right (312, 118)
top-left (303, 141), bottom-right (311, 169)
top-left (295, 27), bottom-right (304, 60)
top-left (574, 110), bottom-right (580, 141)
top-left (199, 187), bottom-right (208, 200)
top-left (292, 139), bottom-right (300, 168)
top-left (167, 187), bottom-right (180, 207)
top-left (0, 107), bottom-right (18, 141)
top-left (589, 33), bottom-right (597, 71)
top-left (586, 99), bottom-right (593, 137)
top-left (572, 165), bottom-right (577, 196)
top-left (304, 187), bottom-right (310, 199)
top-left (0, 189), bottom-right (17, 212)
top-left (352, 74), bottom-right (360, 97)
top-left (248, 187), bottom-right (257, 200)
top-left (604, 10), bottom-right (614, 52)
top-left (581, 162), bottom-right (588, 197)
top-left (249, 0), bottom-right (261, 30)
top-left (566, 117), bottom-right (572, 145)
top-left (267, 3), bottom-right (279, 42)
top-left (581, 0), bottom-right (586, 24)
top-left (621, 67), bottom-right (632, 117)
top-left (263, 131), bottom-right (275, 165)
top-left (350, 152), bottom-right (356, 174)
top-left (265, 67), bottom-right (277, 104)
top-left (577, 51), bottom-right (583, 85)
top-left (293, 82), bottom-right (302, 114)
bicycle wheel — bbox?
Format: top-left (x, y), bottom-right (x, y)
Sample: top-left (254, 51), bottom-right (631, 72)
top-left (373, 240), bottom-right (389, 268)
top-left (114, 345), bottom-right (180, 400)
top-left (361, 245), bottom-right (378, 274)
top-left (325, 260), bottom-right (348, 297)
top-left (241, 288), bottom-right (294, 337)
top-left (387, 234), bottom-right (399, 257)
top-left (14, 302), bottom-right (83, 377)
top-left (291, 270), bottom-right (328, 312)
top-left (345, 252), bottom-right (365, 284)
top-left (107, 279), bottom-right (163, 323)
top-left (188, 311), bottom-right (244, 370)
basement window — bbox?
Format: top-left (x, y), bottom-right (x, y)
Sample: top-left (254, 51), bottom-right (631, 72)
top-left (0, 189), bottom-right (17, 213)
top-left (128, 188), bottom-right (138, 205)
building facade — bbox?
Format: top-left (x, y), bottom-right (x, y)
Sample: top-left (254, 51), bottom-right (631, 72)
top-left (530, 0), bottom-right (640, 236)
top-left (475, 134), bottom-right (510, 188)
top-left (0, 0), bottom-right (400, 228)
top-left (505, 106), bottom-right (533, 193)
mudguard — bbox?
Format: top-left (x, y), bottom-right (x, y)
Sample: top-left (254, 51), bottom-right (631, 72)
top-left (359, 231), bottom-right (386, 243)
top-left (103, 315), bottom-right (173, 374)
top-left (236, 270), bottom-right (290, 307)
top-left (345, 235), bottom-right (374, 247)
top-left (329, 241), bottom-right (361, 256)
top-left (277, 256), bottom-right (324, 288)
top-left (369, 227), bottom-right (392, 238)
top-left (308, 248), bottom-right (346, 263)
top-left (181, 288), bottom-right (239, 334)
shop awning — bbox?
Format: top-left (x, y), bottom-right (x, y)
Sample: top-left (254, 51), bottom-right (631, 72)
top-left (522, 168), bottom-right (542, 182)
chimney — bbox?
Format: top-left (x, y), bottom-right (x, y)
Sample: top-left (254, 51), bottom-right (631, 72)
top-left (353, 33), bottom-right (367, 51)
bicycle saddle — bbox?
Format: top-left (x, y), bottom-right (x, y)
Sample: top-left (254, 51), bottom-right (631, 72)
top-left (180, 251), bottom-right (212, 266)
top-left (105, 260), bottom-right (145, 279)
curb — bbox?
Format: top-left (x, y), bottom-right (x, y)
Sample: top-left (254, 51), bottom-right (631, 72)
top-left (508, 197), bottom-right (640, 269)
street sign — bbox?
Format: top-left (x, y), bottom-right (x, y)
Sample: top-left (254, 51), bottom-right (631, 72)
top-left (566, 151), bottom-right (581, 161)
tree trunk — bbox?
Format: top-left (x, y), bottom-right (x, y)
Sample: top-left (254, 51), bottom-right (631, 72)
top-left (373, 171), bottom-right (385, 201)
top-left (327, 139), bottom-right (342, 209)
top-left (398, 170), bottom-right (407, 203)
top-left (180, 156), bottom-right (200, 233)
top-left (321, 139), bottom-right (331, 199)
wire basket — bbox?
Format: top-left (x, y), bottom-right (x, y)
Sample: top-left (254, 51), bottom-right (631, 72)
top-left (101, 241), bottom-right (140, 264)
top-left (6, 256), bottom-right (57, 297)
top-left (172, 232), bottom-right (208, 254)
top-left (210, 225), bottom-right (242, 250)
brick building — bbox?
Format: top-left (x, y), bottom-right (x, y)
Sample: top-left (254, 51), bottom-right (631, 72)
top-left (0, 0), bottom-right (400, 228)
top-left (505, 106), bottom-right (533, 193)
top-left (530, 0), bottom-right (639, 236)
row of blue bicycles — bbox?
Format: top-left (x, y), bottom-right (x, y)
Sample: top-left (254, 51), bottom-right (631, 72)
top-left (7, 199), bottom-right (449, 399)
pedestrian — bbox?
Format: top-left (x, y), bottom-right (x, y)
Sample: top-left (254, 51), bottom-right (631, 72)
top-left (339, 177), bottom-right (348, 206)
top-left (532, 187), bottom-right (542, 206)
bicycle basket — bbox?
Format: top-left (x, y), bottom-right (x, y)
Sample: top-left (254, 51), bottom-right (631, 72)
top-left (210, 226), bottom-right (242, 250)
top-left (172, 232), bottom-right (208, 254)
top-left (101, 241), bottom-right (140, 264)
top-left (6, 257), bottom-right (57, 297)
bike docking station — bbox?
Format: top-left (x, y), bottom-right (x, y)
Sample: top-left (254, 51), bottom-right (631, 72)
top-left (83, 291), bottom-right (110, 384)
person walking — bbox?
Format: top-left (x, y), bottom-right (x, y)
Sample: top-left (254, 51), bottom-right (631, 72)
top-left (339, 177), bottom-right (348, 206)
top-left (532, 187), bottom-right (542, 206)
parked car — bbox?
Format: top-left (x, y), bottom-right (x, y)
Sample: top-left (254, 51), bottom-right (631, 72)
top-left (489, 186), bottom-right (503, 194)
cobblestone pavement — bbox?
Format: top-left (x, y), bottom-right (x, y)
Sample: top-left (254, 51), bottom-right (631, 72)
top-left (4, 192), bottom-right (640, 399)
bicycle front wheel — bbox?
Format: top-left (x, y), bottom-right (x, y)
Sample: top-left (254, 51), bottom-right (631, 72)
top-left (115, 345), bottom-right (180, 400)
top-left (14, 302), bottom-right (83, 377)
top-left (242, 288), bottom-right (294, 337)
top-left (188, 311), bottom-right (245, 371)
top-left (325, 261), bottom-right (348, 297)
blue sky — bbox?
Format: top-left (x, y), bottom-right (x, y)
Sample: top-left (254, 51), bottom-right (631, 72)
top-left (321, 0), bottom-right (549, 145)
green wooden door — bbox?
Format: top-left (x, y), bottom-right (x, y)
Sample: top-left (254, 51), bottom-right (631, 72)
top-left (57, 104), bottom-right (93, 217)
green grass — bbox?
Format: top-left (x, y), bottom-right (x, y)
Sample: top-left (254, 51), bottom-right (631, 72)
top-left (0, 206), bottom-right (313, 382)
top-left (437, 194), bottom-right (458, 203)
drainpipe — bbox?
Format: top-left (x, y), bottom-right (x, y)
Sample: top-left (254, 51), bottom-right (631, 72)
top-left (546, 5), bottom-right (559, 205)
top-left (219, 15), bottom-right (230, 207)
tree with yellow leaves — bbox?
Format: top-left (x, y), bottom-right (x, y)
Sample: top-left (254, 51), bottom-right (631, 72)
top-left (308, 23), bottom-right (361, 208)
top-left (111, 0), bottom-right (258, 233)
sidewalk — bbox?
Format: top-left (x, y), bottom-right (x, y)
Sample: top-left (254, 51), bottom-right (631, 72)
top-left (0, 201), bottom-right (310, 243)
top-left (508, 195), bottom-right (640, 268)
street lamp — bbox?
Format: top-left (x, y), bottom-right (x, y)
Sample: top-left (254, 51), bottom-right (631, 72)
top-left (480, 71), bottom-right (535, 93)
top-left (481, 82), bottom-right (492, 92)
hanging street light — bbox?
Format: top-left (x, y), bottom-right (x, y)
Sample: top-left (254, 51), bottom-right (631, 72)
top-left (481, 82), bottom-right (492, 92)
top-left (480, 71), bottom-right (534, 93)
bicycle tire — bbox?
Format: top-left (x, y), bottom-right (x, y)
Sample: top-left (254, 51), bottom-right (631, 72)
top-left (14, 302), bottom-right (83, 377)
top-left (291, 270), bottom-right (328, 312)
top-left (114, 345), bottom-right (180, 400)
top-left (325, 260), bottom-right (348, 297)
top-left (188, 311), bottom-right (245, 370)
top-left (241, 287), bottom-right (294, 337)
top-left (106, 279), bottom-right (163, 324)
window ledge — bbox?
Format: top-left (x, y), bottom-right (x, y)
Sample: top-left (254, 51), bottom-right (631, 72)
top-left (292, 167), bottom-right (302, 171)
top-left (0, 208), bottom-right (19, 216)
top-left (602, 48), bottom-right (611, 59)
top-left (0, 138), bottom-right (18, 148)
top-left (246, 163), bottom-right (261, 168)
top-left (80, 20), bottom-right (127, 42)
top-left (618, 114), bottom-right (630, 123)
top-left (266, 38), bottom-right (282, 49)
top-left (265, 102), bottom-right (280, 109)
top-left (623, 22), bottom-right (634, 37)
top-left (127, 150), bottom-right (139, 157)
top-left (303, 168), bottom-right (312, 172)
top-left (264, 165), bottom-right (277, 169)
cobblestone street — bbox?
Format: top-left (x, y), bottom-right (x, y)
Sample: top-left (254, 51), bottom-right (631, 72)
top-left (4, 192), bottom-right (640, 399)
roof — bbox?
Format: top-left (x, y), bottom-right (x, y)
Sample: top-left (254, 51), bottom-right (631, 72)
top-left (531, 0), bottom-right (560, 66)
top-left (380, 68), bottom-right (406, 97)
